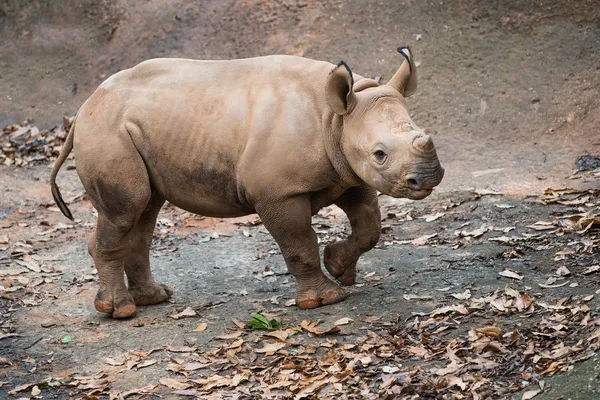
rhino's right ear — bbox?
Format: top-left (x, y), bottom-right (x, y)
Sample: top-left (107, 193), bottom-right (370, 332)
top-left (387, 46), bottom-right (418, 97)
top-left (326, 61), bottom-right (357, 115)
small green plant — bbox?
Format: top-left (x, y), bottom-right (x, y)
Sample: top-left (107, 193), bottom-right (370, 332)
top-left (246, 313), bottom-right (281, 330)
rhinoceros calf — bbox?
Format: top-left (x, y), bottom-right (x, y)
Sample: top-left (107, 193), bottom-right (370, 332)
top-left (50, 47), bottom-right (444, 318)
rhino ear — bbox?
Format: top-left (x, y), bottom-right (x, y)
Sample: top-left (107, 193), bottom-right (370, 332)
top-left (387, 46), bottom-right (418, 97)
top-left (326, 61), bottom-right (357, 115)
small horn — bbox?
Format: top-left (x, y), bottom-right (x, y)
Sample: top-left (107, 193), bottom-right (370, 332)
top-left (412, 134), bottom-right (435, 152)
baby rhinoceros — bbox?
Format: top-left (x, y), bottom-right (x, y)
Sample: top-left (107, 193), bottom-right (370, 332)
top-left (50, 47), bottom-right (444, 318)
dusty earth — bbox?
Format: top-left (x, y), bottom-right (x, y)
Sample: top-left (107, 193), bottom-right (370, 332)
top-left (1, 0), bottom-right (600, 399)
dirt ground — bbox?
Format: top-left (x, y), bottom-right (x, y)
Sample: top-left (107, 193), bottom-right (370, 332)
top-left (1, 0), bottom-right (599, 399)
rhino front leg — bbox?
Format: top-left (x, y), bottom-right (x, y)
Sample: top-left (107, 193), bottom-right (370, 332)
top-left (324, 185), bottom-right (381, 285)
top-left (256, 196), bottom-right (346, 309)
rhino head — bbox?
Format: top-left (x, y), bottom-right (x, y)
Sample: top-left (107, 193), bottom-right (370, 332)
top-left (326, 47), bottom-right (444, 200)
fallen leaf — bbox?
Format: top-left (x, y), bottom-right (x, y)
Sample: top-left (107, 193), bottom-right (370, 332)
top-left (455, 224), bottom-right (489, 238)
top-left (446, 375), bottom-right (467, 390)
top-left (169, 307), bottom-right (197, 319)
top-left (159, 377), bottom-right (192, 390)
top-left (403, 294), bottom-right (433, 301)
top-left (475, 326), bottom-right (501, 338)
top-left (538, 281), bottom-right (570, 289)
top-left (31, 386), bottom-right (41, 396)
top-left (165, 345), bottom-right (196, 353)
top-left (77, 379), bottom-right (109, 390)
top-left (411, 233), bottom-right (437, 246)
top-left (419, 212), bottom-right (445, 222)
top-left (430, 304), bottom-right (469, 317)
top-left (522, 390), bottom-right (540, 399)
top-left (265, 330), bottom-right (289, 341)
top-left (556, 266), bottom-right (571, 276)
top-left (300, 320), bottom-right (340, 335)
top-left (499, 269), bottom-right (524, 280)
top-left (215, 331), bottom-right (244, 340)
top-left (451, 289), bottom-right (471, 300)
top-left (255, 342), bottom-right (286, 354)
top-left (137, 359), bottom-right (157, 369)
top-left (104, 357), bottom-right (124, 366)
top-left (407, 346), bottom-right (429, 358)
top-left (583, 265), bottom-right (599, 275)
top-left (194, 323), bottom-right (207, 332)
top-left (334, 318), bottom-right (354, 326)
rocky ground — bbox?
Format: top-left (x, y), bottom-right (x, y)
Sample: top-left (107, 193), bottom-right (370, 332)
top-left (1, 0), bottom-right (599, 399)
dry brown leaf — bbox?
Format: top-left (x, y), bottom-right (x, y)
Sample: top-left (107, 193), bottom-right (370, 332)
top-left (403, 294), bottom-right (433, 301)
top-left (498, 269), bottom-right (524, 280)
top-left (411, 233), bottom-right (437, 246)
top-left (194, 322), bottom-right (207, 332)
top-left (136, 359), bottom-right (157, 369)
top-left (300, 320), bottom-right (340, 335)
top-left (77, 379), bottom-right (109, 390)
top-left (430, 304), bottom-right (469, 317)
top-left (334, 317), bottom-right (354, 326)
top-left (215, 331), bottom-right (244, 340)
top-left (165, 345), bottom-right (196, 353)
top-left (522, 390), bottom-right (540, 399)
top-left (254, 341), bottom-right (286, 354)
top-left (159, 377), bottom-right (192, 390)
top-left (451, 289), bottom-right (471, 300)
top-left (556, 266), bottom-right (571, 276)
top-left (515, 293), bottom-right (532, 311)
top-left (103, 357), bottom-right (125, 366)
top-left (169, 307), bottom-right (197, 319)
top-left (475, 326), bottom-right (501, 338)
top-left (583, 265), bottom-right (599, 275)
top-left (265, 330), bottom-right (289, 341)
top-left (538, 280), bottom-right (570, 289)
top-left (419, 212), bottom-right (445, 222)
top-left (407, 346), bottom-right (429, 358)
top-left (455, 224), bottom-right (489, 238)
top-left (446, 375), bottom-right (467, 390)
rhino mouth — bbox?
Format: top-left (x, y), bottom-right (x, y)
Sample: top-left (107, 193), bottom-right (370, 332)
top-left (406, 188), bottom-right (433, 200)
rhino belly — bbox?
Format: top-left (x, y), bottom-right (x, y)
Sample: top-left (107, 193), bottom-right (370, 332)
top-left (125, 124), bottom-right (254, 218)
top-left (150, 158), bottom-right (254, 218)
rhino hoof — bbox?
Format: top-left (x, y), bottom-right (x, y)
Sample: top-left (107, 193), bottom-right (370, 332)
top-left (129, 282), bottom-right (173, 306)
top-left (296, 287), bottom-right (347, 309)
top-left (94, 290), bottom-right (137, 319)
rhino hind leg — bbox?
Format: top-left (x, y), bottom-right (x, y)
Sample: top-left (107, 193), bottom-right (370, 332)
top-left (256, 197), bottom-right (347, 309)
top-left (125, 192), bottom-right (173, 306)
top-left (324, 186), bottom-right (381, 285)
top-left (80, 138), bottom-right (154, 318)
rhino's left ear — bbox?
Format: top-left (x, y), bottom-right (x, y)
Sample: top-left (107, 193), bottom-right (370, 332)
top-left (326, 61), bottom-right (357, 115)
top-left (387, 46), bottom-right (418, 97)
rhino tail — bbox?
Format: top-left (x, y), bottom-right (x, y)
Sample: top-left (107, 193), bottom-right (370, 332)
top-left (50, 115), bottom-right (77, 221)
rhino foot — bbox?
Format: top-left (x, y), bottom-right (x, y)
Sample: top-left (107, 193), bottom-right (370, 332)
top-left (129, 282), bottom-right (173, 306)
top-left (94, 288), bottom-right (137, 319)
top-left (324, 241), bottom-right (358, 286)
top-left (296, 278), bottom-right (347, 309)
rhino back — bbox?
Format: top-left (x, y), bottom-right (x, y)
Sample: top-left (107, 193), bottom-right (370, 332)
top-left (79, 56), bottom-right (340, 216)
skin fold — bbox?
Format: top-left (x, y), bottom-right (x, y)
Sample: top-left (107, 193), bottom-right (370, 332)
top-left (50, 48), bottom-right (444, 318)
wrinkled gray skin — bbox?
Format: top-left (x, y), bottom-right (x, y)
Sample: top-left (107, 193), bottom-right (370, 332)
top-left (50, 48), bottom-right (444, 318)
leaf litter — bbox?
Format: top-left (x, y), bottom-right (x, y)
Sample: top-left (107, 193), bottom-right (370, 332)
top-left (2, 159), bottom-right (599, 399)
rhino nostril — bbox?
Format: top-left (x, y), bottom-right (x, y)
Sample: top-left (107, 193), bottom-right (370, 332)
top-left (406, 178), bottom-right (419, 189)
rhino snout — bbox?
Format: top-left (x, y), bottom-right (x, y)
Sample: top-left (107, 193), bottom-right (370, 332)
top-left (405, 165), bottom-right (445, 191)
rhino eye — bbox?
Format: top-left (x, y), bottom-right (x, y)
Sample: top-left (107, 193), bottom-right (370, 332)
top-left (373, 150), bottom-right (387, 163)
